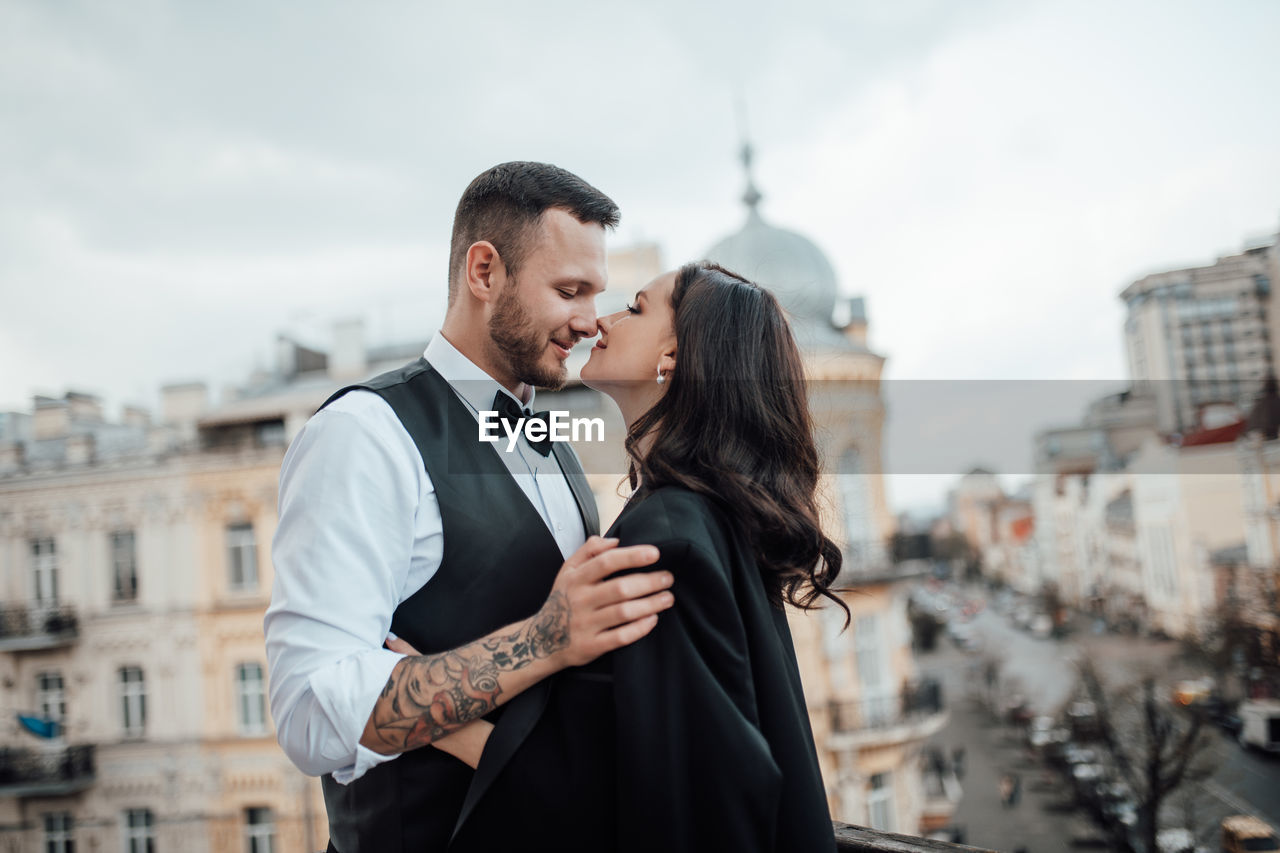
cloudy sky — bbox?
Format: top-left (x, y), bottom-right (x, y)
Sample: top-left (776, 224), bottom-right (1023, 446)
top-left (3, 0), bottom-right (1279, 509)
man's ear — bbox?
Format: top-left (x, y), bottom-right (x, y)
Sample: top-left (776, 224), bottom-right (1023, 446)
top-left (463, 241), bottom-right (507, 303)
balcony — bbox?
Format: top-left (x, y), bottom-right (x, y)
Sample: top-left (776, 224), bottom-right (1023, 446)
top-left (0, 744), bottom-right (95, 797)
top-left (0, 604), bottom-right (79, 651)
top-left (828, 679), bottom-right (949, 750)
top-left (837, 559), bottom-right (931, 589)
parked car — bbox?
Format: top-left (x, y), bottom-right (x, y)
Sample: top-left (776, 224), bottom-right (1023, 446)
top-left (1157, 827), bottom-right (1204, 853)
top-left (1171, 677), bottom-right (1215, 708)
top-left (1071, 762), bottom-right (1107, 788)
top-left (1067, 700), bottom-right (1101, 740)
top-left (1237, 700), bottom-right (1280, 752)
top-left (1093, 781), bottom-right (1132, 806)
top-left (1098, 785), bottom-right (1138, 831)
top-left (1201, 697), bottom-right (1243, 735)
top-left (1221, 815), bottom-right (1279, 853)
top-left (1062, 745), bottom-right (1100, 767)
top-left (1068, 818), bottom-right (1111, 849)
top-left (1043, 730), bottom-right (1073, 762)
top-left (1002, 694), bottom-right (1033, 724)
top-left (1028, 715), bottom-right (1055, 735)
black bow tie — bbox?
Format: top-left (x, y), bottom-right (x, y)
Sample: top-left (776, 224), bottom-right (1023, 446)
top-left (492, 391), bottom-right (553, 456)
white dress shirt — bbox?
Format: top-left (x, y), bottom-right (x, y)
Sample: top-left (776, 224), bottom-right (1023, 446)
top-left (265, 332), bottom-right (588, 783)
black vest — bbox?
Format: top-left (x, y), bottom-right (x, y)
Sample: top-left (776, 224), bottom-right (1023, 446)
top-left (317, 358), bottom-right (599, 852)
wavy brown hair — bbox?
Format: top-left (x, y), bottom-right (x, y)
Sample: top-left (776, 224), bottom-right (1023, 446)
top-left (625, 261), bottom-right (848, 623)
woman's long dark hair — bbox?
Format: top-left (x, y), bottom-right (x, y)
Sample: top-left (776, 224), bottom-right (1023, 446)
top-left (625, 261), bottom-right (848, 623)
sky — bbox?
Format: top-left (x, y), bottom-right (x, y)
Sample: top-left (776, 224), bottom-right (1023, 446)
top-left (3, 0), bottom-right (1279, 513)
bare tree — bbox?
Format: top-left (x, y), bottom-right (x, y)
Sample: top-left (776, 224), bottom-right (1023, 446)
top-left (1076, 659), bottom-right (1217, 853)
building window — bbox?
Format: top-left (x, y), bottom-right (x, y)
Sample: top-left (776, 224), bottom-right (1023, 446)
top-left (822, 607), bottom-right (850, 689)
top-left (867, 771), bottom-right (896, 832)
top-left (30, 537), bottom-right (58, 606)
top-left (245, 807), bottom-right (275, 853)
top-left (255, 421), bottom-right (286, 447)
top-left (44, 811), bottom-right (74, 853)
top-left (839, 448), bottom-right (872, 570)
top-left (855, 614), bottom-right (892, 724)
top-left (236, 663), bottom-right (267, 735)
top-left (36, 671), bottom-right (66, 729)
top-left (226, 523), bottom-right (258, 591)
top-left (122, 809), bottom-right (154, 853)
top-left (119, 667), bottom-right (146, 738)
top-left (111, 530), bottom-right (138, 603)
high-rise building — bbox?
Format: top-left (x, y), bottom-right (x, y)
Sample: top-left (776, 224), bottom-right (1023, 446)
top-left (1121, 232), bottom-right (1279, 433)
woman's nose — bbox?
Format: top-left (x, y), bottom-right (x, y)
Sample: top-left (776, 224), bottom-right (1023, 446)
top-left (596, 313), bottom-right (617, 334)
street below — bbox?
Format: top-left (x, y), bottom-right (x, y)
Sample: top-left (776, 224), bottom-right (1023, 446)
top-left (917, 584), bottom-right (1280, 852)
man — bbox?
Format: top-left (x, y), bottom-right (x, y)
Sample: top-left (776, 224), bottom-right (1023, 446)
top-left (265, 162), bottom-right (674, 851)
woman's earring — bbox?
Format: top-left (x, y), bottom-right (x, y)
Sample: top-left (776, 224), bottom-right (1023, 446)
top-left (656, 366), bottom-right (666, 385)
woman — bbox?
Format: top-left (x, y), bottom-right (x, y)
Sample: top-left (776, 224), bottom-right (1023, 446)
top-left (407, 262), bottom-right (847, 852)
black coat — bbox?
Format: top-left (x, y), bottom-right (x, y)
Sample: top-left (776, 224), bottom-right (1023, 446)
top-left (449, 485), bottom-right (836, 852)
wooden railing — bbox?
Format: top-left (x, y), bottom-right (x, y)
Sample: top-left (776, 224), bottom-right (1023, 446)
top-left (835, 822), bottom-right (994, 852)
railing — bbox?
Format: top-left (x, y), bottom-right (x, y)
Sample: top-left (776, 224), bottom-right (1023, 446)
top-left (829, 679), bottom-right (945, 734)
top-left (0, 603), bottom-right (79, 651)
top-left (837, 560), bottom-right (931, 589)
top-left (834, 822), bottom-right (993, 852)
top-left (0, 744), bottom-right (95, 797)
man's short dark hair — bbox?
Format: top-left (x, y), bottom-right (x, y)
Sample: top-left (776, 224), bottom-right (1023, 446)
top-left (448, 161), bottom-right (620, 304)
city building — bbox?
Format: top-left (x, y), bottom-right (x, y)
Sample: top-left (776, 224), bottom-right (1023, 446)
top-left (1031, 388), bottom-right (1162, 612)
top-left (1121, 231), bottom-right (1279, 434)
top-left (1235, 433), bottom-right (1280, 694)
top-left (1031, 386), bottom-right (1248, 638)
top-left (0, 384), bottom-right (329, 852)
top-left (1127, 433), bottom-right (1246, 639)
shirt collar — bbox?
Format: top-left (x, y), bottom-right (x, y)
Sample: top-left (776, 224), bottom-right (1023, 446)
top-left (423, 332), bottom-right (536, 414)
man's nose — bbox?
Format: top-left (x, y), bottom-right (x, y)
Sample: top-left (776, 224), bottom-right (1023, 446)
top-left (569, 303), bottom-right (598, 339)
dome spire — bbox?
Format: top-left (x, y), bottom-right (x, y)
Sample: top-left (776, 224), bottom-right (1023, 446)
top-left (735, 96), bottom-right (763, 217)
top-left (740, 141), bottom-right (763, 215)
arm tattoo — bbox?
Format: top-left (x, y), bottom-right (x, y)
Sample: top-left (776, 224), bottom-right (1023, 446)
top-left (368, 592), bottom-right (571, 752)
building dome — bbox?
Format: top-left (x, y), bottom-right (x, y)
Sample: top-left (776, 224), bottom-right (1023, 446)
top-left (705, 208), bottom-right (839, 326)
top-left (703, 143), bottom-right (860, 352)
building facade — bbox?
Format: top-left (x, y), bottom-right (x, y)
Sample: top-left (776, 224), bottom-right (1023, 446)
top-left (694, 149), bottom-right (948, 834)
top-left (0, 387), bottom-right (327, 852)
top-left (1121, 233), bottom-right (1279, 434)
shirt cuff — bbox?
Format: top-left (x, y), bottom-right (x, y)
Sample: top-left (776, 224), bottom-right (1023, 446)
top-left (308, 647), bottom-right (405, 783)
top-left (331, 743), bottom-right (402, 785)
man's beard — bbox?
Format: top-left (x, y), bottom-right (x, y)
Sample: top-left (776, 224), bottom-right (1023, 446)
top-left (488, 279), bottom-right (568, 390)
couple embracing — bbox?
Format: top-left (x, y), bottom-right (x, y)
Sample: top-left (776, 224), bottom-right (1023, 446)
top-left (264, 161), bottom-right (847, 852)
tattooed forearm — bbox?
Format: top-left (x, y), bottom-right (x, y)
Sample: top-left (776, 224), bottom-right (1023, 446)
top-left (365, 592), bottom-right (572, 753)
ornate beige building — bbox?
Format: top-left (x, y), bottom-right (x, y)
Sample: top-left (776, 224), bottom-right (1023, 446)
top-left (0, 377), bottom-right (346, 851)
top-left (695, 153), bottom-right (948, 834)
